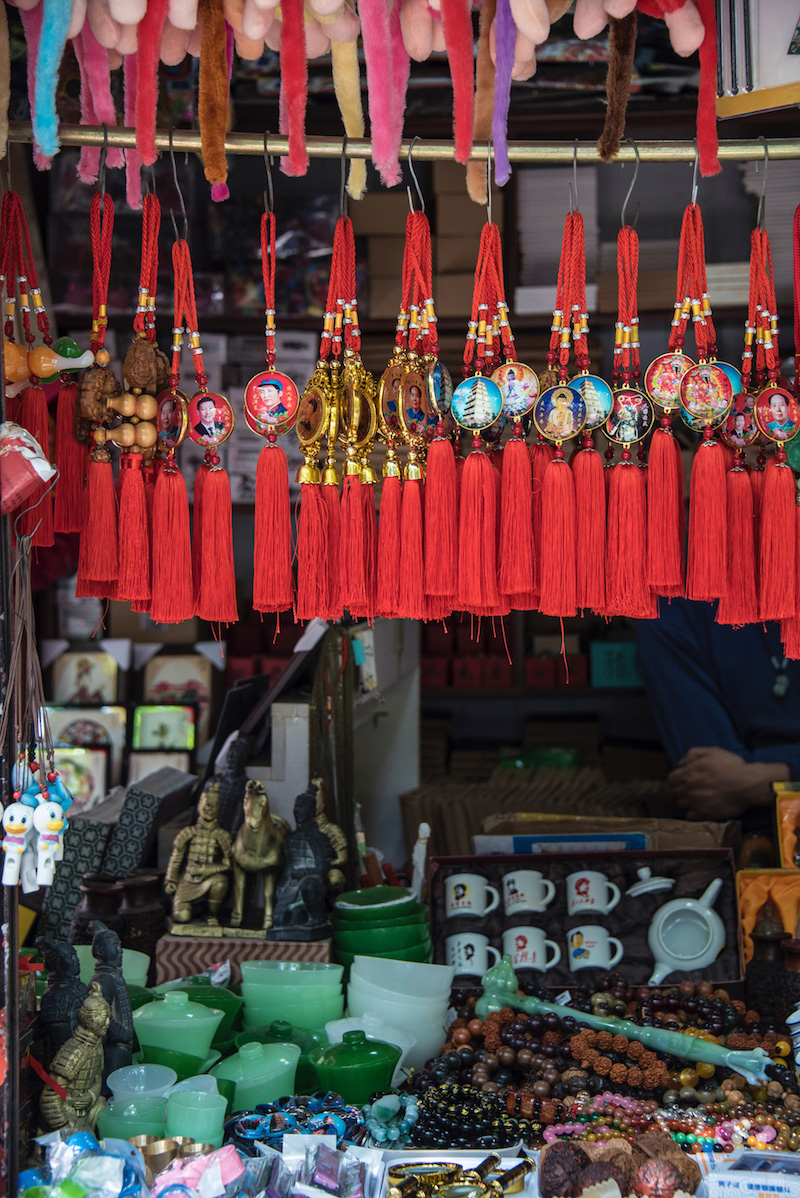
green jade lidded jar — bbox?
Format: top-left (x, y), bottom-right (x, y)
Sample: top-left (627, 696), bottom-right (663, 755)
top-left (133, 990), bottom-right (224, 1080)
top-left (308, 1030), bottom-right (401, 1105)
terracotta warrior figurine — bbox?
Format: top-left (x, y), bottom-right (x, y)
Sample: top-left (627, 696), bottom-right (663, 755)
top-left (313, 777), bottom-right (348, 895)
top-left (90, 921), bottom-right (133, 1084)
top-left (268, 786), bottom-right (333, 941)
top-left (36, 937), bottom-right (88, 1058)
top-left (39, 981), bottom-right (110, 1133)
top-left (165, 781), bottom-right (232, 928)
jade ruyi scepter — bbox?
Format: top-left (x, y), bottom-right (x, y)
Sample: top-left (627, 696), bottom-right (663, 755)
top-left (475, 957), bottom-right (772, 1086)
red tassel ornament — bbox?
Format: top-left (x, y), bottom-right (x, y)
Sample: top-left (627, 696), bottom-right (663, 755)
top-left (253, 436), bottom-right (293, 615)
top-left (339, 470), bottom-right (367, 614)
top-left (781, 494), bottom-right (800, 658)
top-left (685, 429), bottom-right (728, 601)
top-left (53, 378), bottom-right (87, 534)
top-left (116, 453), bottom-right (150, 604)
top-left (530, 439), bottom-right (554, 604)
top-left (194, 455), bottom-right (239, 624)
top-left (716, 457), bottom-right (758, 626)
top-left (498, 422), bottom-right (535, 608)
top-left (295, 477), bottom-right (328, 622)
top-left (457, 438), bottom-right (500, 614)
top-left (572, 433), bottom-right (606, 613)
top-left (321, 471), bottom-right (342, 620)
top-left (537, 448), bottom-right (577, 618)
top-left (424, 429), bottom-right (458, 603)
top-left (150, 461), bottom-right (193, 623)
top-left (15, 383), bottom-right (54, 546)
top-left (647, 418), bottom-right (685, 596)
top-left (758, 449), bottom-right (796, 622)
top-left (605, 449), bottom-right (655, 618)
top-left (376, 458), bottom-right (402, 618)
top-left (399, 464), bottom-right (426, 620)
top-left (75, 440), bottom-right (118, 597)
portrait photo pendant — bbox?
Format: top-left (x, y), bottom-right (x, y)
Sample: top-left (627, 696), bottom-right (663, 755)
top-left (244, 368), bottom-right (299, 438)
top-left (603, 385), bottom-right (654, 445)
top-left (644, 351), bottom-right (695, 412)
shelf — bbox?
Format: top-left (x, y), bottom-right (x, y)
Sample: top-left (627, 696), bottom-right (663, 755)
top-left (422, 686), bottom-right (644, 699)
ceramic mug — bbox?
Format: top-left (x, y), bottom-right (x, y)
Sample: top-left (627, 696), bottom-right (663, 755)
top-left (445, 932), bottom-right (501, 976)
top-left (445, 872), bottom-right (500, 918)
top-left (502, 927), bottom-right (561, 972)
top-left (567, 925), bottom-right (623, 972)
top-left (566, 870), bottom-right (621, 916)
top-left (502, 870), bottom-right (556, 915)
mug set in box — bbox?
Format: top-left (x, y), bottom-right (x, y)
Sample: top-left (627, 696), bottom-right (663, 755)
top-left (446, 924), bottom-right (619, 976)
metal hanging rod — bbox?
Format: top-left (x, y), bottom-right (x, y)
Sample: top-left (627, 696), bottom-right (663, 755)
top-left (7, 122), bottom-right (800, 163)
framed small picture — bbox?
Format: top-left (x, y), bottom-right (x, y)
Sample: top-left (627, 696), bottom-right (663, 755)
top-left (378, 360), bottom-right (404, 436)
top-left (533, 384), bottom-right (586, 442)
top-left (400, 367), bottom-right (431, 438)
top-left (427, 360), bottom-right (453, 418)
top-left (127, 751), bottom-right (192, 784)
top-left (53, 746), bottom-right (109, 814)
top-left (45, 705), bottom-right (127, 787)
top-left (51, 652), bottom-right (119, 706)
top-left (143, 654), bottom-right (212, 743)
top-left (296, 382), bottom-right (329, 445)
top-left (132, 705), bottom-right (196, 751)
top-left (644, 352), bottom-right (693, 411)
top-left (187, 391), bottom-right (234, 447)
top-left (721, 396), bottom-right (758, 449)
top-left (571, 373), bottom-right (614, 430)
top-left (244, 370), bottom-right (299, 437)
top-left (156, 389), bottom-right (189, 451)
top-left (754, 386), bottom-right (800, 443)
top-left (679, 362), bottom-right (733, 428)
top-left (452, 375), bottom-right (503, 432)
top-left (604, 388), bottom-right (654, 444)
top-left (492, 361), bottom-right (539, 419)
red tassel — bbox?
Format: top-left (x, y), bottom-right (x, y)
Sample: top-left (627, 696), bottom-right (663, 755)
top-left (426, 594), bottom-right (453, 621)
top-left (191, 463), bottom-right (207, 612)
top-left (530, 440), bottom-right (554, 605)
top-left (295, 482), bottom-right (328, 621)
top-left (572, 435), bottom-right (606, 613)
top-left (150, 462), bottom-right (193, 623)
top-left (498, 430), bottom-right (535, 608)
top-left (685, 431), bottom-right (728, 602)
top-left (457, 440), bottom-right (499, 613)
top-left (376, 469), bottom-right (402, 618)
top-left (781, 497), bottom-right (800, 658)
top-left (131, 460), bottom-right (156, 613)
top-left (399, 474), bottom-right (426, 619)
top-left (321, 478), bottom-right (342, 620)
top-left (646, 421), bottom-right (685, 596)
top-left (424, 433), bottom-right (458, 600)
top-left (362, 480), bottom-right (378, 620)
top-left (116, 454), bottom-right (150, 604)
top-left (339, 473), bottom-right (367, 614)
top-left (16, 383), bottom-right (54, 546)
top-left (606, 452), bottom-right (655, 618)
top-left (537, 449), bottom-right (577, 617)
top-left (253, 441), bottom-right (293, 614)
top-left (716, 461), bottom-right (758, 626)
top-left (193, 461), bottom-right (238, 624)
top-left (53, 379), bottom-right (87, 534)
top-left (76, 446), bottom-right (118, 597)
top-left (750, 465), bottom-right (765, 520)
top-left (758, 455), bottom-right (796, 622)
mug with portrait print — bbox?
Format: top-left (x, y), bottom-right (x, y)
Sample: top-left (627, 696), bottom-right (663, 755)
top-left (502, 869), bottom-right (555, 916)
top-left (445, 872), bottom-right (500, 919)
top-left (567, 925), bottom-right (623, 973)
top-left (445, 932), bottom-right (500, 977)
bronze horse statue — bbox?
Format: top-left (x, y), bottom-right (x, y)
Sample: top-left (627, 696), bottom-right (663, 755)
top-left (230, 780), bottom-right (290, 930)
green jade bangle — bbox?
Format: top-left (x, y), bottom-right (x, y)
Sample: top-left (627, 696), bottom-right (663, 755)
top-left (474, 956), bottom-right (772, 1086)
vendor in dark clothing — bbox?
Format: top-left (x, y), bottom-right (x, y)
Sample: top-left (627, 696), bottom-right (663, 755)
top-left (636, 599), bottom-right (800, 821)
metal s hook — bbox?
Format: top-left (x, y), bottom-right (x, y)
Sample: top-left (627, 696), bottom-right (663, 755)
top-left (263, 132), bottom-right (274, 215)
top-left (690, 139), bottom-right (699, 206)
top-left (620, 138), bottom-right (640, 229)
top-left (142, 165), bottom-right (157, 198)
top-left (756, 135), bottom-right (769, 229)
top-left (339, 136), bottom-right (348, 219)
top-left (406, 137), bottom-right (425, 215)
top-left (486, 139), bottom-right (493, 225)
top-left (168, 127), bottom-right (189, 243)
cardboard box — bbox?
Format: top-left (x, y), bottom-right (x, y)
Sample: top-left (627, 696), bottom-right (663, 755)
top-left (367, 236), bottom-right (406, 279)
top-left (436, 235), bottom-right (480, 275)
top-left (350, 192), bottom-right (410, 237)
top-left (525, 657), bottom-right (557, 688)
top-left (435, 194), bottom-right (504, 236)
top-left (481, 813), bottom-right (740, 852)
top-left (433, 273), bottom-right (477, 319)
top-left (482, 656), bottom-right (514, 687)
top-left (452, 656), bottom-right (483, 687)
top-left (421, 657), bottom-right (450, 688)
top-left (590, 641), bottom-right (643, 688)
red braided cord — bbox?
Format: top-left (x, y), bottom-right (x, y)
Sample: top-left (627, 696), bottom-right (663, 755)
top-left (170, 238), bottom-right (188, 389)
top-left (260, 210), bottom-right (277, 368)
top-left (668, 205), bottom-right (694, 354)
top-left (89, 190), bottom-right (114, 355)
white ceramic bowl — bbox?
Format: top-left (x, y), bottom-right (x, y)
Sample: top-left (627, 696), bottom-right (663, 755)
top-left (352, 956), bottom-right (453, 998)
top-left (345, 991), bottom-right (447, 1070)
top-left (107, 1063), bottom-right (177, 1101)
top-left (346, 982), bottom-right (447, 1029)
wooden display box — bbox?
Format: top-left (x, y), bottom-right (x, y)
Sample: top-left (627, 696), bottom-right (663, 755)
top-left (428, 849), bottom-right (743, 989)
top-left (156, 933), bottom-right (332, 985)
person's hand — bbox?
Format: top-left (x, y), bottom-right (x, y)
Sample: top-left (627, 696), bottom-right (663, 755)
top-left (668, 746), bottom-right (790, 820)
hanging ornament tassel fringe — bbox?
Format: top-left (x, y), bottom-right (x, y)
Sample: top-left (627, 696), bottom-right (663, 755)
top-left (573, 433), bottom-right (606, 613)
top-left (115, 453), bottom-right (150, 604)
top-left (458, 439), bottom-right (499, 613)
top-left (781, 494), bottom-right (800, 659)
top-left (716, 459), bottom-right (758, 627)
top-left (253, 439), bottom-right (293, 614)
top-left (150, 463), bottom-right (194, 623)
top-left (376, 467), bottom-right (402, 618)
top-left (685, 431), bottom-right (728, 602)
top-left (606, 451), bottom-right (654, 618)
top-left (538, 451), bottom-right (577, 618)
top-left (498, 424), bottom-right (535, 607)
top-left (75, 443), bottom-right (118, 597)
top-left (362, 479), bottom-right (378, 619)
top-left (424, 431), bottom-right (458, 601)
top-left (647, 419), bottom-right (685, 596)
top-left (399, 469), bottom-right (426, 620)
top-left (295, 482), bottom-right (328, 621)
top-left (530, 439), bottom-right (554, 605)
top-left (53, 378), bottom-right (87, 533)
top-left (16, 384), bottom-right (54, 546)
top-left (339, 471), bottom-right (367, 614)
top-left (758, 451), bottom-right (797, 622)
top-left (320, 477), bottom-right (342, 620)
top-left (194, 458), bottom-right (239, 623)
